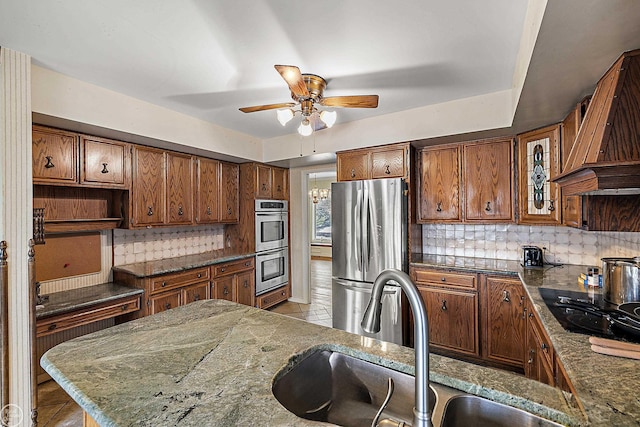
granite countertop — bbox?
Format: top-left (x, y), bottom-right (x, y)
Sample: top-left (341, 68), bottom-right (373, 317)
top-left (36, 283), bottom-right (144, 319)
top-left (111, 250), bottom-right (255, 278)
top-left (411, 254), bottom-right (640, 426)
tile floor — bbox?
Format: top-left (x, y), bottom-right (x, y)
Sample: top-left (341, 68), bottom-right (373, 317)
top-left (37, 258), bottom-right (333, 426)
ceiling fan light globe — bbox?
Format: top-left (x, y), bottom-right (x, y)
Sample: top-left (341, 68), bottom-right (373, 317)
top-left (320, 110), bottom-right (337, 128)
top-left (298, 119), bottom-right (313, 136)
top-left (276, 108), bottom-right (294, 126)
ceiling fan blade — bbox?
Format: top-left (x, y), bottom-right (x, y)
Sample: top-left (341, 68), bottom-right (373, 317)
top-left (239, 102), bottom-right (295, 113)
top-left (321, 95), bottom-right (379, 108)
top-left (275, 65), bottom-right (309, 99)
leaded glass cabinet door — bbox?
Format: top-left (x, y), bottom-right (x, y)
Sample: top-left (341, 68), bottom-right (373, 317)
top-left (516, 124), bottom-right (562, 225)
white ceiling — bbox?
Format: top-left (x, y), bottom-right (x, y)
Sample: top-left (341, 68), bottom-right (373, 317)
top-left (2, 1), bottom-right (640, 145)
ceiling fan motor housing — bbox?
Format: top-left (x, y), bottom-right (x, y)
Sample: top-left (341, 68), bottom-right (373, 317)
top-left (293, 74), bottom-right (327, 103)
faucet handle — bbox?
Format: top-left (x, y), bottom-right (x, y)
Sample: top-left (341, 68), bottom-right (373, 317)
top-left (372, 377), bottom-right (395, 427)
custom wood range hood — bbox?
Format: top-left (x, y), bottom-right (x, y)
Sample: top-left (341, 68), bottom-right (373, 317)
top-left (553, 49), bottom-right (640, 195)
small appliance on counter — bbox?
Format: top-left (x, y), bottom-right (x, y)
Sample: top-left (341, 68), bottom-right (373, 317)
top-left (522, 245), bottom-right (543, 267)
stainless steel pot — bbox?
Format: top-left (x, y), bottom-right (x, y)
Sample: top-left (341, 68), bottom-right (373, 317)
top-left (602, 257), bottom-right (640, 304)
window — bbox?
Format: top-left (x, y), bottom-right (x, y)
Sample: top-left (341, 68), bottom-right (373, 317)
top-left (311, 197), bottom-right (331, 243)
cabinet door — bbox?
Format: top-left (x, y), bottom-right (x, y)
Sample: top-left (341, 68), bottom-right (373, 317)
top-left (562, 193), bottom-right (582, 228)
top-left (418, 146), bottom-right (461, 222)
top-left (418, 287), bottom-right (478, 356)
top-left (220, 162), bottom-right (239, 223)
top-left (464, 139), bottom-right (513, 221)
top-left (271, 167), bottom-right (288, 200)
top-left (256, 165), bottom-right (272, 198)
top-left (484, 276), bottom-right (526, 368)
top-left (195, 158), bottom-right (220, 224)
top-left (337, 151), bottom-right (369, 181)
top-left (371, 147), bottom-right (406, 179)
top-left (132, 147), bottom-right (165, 226)
top-left (212, 276), bottom-right (234, 301)
top-left (149, 290), bottom-right (181, 315)
top-left (235, 270), bottom-right (255, 307)
top-left (526, 310), bottom-right (555, 386)
top-left (166, 153), bottom-right (194, 225)
top-left (81, 136), bottom-right (129, 188)
top-left (32, 126), bottom-right (78, 184)
top-left (517, 125), bottom-right (561, 225)
top-left (183, 282), bottom-right (210, 304)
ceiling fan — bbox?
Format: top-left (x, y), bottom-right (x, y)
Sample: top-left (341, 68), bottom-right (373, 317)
top-left (239, 65), bottom-right (379, 136)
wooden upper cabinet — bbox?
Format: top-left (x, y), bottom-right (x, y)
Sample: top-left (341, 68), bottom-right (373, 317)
top-left (32, 125), bottom-right (78, 185)
top-left (80, 135), bottom-right (130, 189)
top-left (483, 275), bottom-right (527, 368)
top-left (516, 125), bottom-right (561, 225)
top-left (337, 150), bottom-right (370, 181)
top-left (220, 162), bottom-right (239, 223)
top-left (337, 143), bottom-right (409, 182)
top-left (195, 158), bottom-right (221, 224)
top-left (166, 153), bottom-right (194, 225)
top-left (256, 165), bottom-right (273, 198)
top-left (417, 145), bottom-right (461, 222)
top-left (371, 146), bottom-right (406, 179)
top-left (464, 138), bottom-right (514, 222)
top-left (131, 146), bottom-right (166, 226)
top-left (271, 167), bottom-right (288, 200)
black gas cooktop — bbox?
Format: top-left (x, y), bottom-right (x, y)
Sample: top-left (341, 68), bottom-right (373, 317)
top-left (539, 288), bottom-right (640, 344)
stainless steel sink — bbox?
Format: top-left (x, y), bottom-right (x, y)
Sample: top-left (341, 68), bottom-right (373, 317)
top-left (272, 349), bottom-right (437, 427)
top-left (440, 395), bottom-right (563, 427)
top-left (273, 349), bottom-right (566, 427)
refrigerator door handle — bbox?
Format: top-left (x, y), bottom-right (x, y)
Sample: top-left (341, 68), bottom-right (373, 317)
top-left (354, 186), bottom-right (362, 272)
top-left (362, 185), bottom-right (370, 272)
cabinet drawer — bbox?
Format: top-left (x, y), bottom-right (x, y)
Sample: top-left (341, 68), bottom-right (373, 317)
top-left (213, 258), bottom-right (255, 276)
top-left (413, 268), bottom-right (476, 290)
top-left (256, 285), bottom-right (289, 309)
top-left (150, 267), bottom-right (210, 294)
top-left (37, 295), bottom-right (140, 337)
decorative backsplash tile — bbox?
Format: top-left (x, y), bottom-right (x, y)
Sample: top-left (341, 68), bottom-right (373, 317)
top-left (113, 225), bottom-right (225, 266)
top-left (422, 224), bottom-right (640, 267)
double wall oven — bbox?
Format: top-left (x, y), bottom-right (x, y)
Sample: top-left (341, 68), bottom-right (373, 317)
top-left (255, 200), bottom-right (289, 295)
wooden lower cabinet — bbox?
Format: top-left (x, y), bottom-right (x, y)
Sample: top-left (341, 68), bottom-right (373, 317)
top-left (183, 282), bottom-right (210, 304)
top-left (483, 275), bottom-right (527, 369)
top-left (418, 287), bottom-right (478, 356)
top-left (211, 257), bottom-right (255, 307)
top-left (525, 303), bottom-right (555, 386)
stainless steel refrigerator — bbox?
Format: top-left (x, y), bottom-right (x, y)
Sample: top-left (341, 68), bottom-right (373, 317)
top-left (331, 178), bottom-right (407, 345)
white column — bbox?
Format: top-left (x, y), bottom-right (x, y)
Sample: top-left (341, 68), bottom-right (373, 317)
top-left (0, 47), bottom-right (33, 424)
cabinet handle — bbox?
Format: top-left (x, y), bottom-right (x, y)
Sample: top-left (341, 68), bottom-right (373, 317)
top-left (223, 287), bottom-right (230, 295)
top-left (281, 291), bottom-right (286, 296)
top-left (101, 163), bottom-right (109, 174)
top-left (44, 156), bottom-right (55, 169)
top-left (48, 323), bottom-right (57, 331)
top-left (485, 201), bottom-right (492, 212)
top-left (178, 206), bottom-right (184, 216)
top-left (120, 304), bottom-right (129, 311)
top-left (147, 206), bottom-right (154, 216)
top-left (440, 277), bottom-right (446, 282)
top-left (161, 281), bottom-right (167, 287)
top-left (436, 202), bottom-right (442, 212)
top-left (548, 200), bottom-right (555, 211)
top-left (385, 165), bottom-right (391, 175)
top-left (206, 206), bottom-right (212, 216)
top-left (541, 343), bottom-right (549, 351)
top-left (277, 185), bottom-right (281, 192)
top-left (262, 183), bottom-right (267, 191)
top-left (523, 307), bottom-right (528, 319)
top-left (220, 268), bottom-right (225, 273)
top-left (227, 207), bottom-right (232, 215)
top-left (502, 290), bottom-right (510, 302)
top-left (528, 349), bottom-right (535, 364)
top-left (351, 168), bottom-right (356, 178)
top-left (194, 294), bottom-right (200, 301)
top-left (197, 273), bottom-right (202, 278)
top-left (164, 303), bottom-right (171, 310)
top-left (243, 280), bottom-right (249, 288)
top-left (245, 261), bottom-right (250, 266)
top-left (441, 300), bottom-right (447, 311)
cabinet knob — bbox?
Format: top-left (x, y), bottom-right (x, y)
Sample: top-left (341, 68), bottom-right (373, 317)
top-left (206, 206), bottom-right (212, 216)
top-left (223, 287), bottom-right (230, 295)
top-left (541, 343), bottom-right (549, 351)
top-left (220, 268), bottom-right (225, 273)
top-left (245, 261), bottom-right (250, 266)
top-left (527, 349), bottom-right (535, 364)
top-left (441, 300), bottom-right (447, 311)
top-left (281, 291), bottom-right (286, 296)
top-left (502, 290), bottom-right (510, 302)
top-left (120, 304), bottom-right (128, 311)
top-left (485, 201), bottom-right (492, 212)
top-left (351, 168), bottom-right (356, 178)
top-left (194, 294), bottom-right (200, 301)
top-left (262, 183), bottom-right (267, 191)
top-left (147, 206), bottom-right (154, 216)
top-left (436, 202), bottom-right (442, 212)
top-left (440, 277), bottom-right (446, 282)
top-left (178, 206), bottom-right (184, 216)
top-left (548, 200), bottom-right (555, 211)
top-left (227, 207), bottom-right (232, 215)
top-left (161, 282), bottom-right (167, 287)
top-left (101, 163), bottom-right (109, 174)
top-left (164, 303), bottom-right (171, 310)
top-left (385, 165), bottom-right (391, 175)
top-left (197, 273), bottom-right (202, 278)
top-left (277, 185), bottom-right (281, 192)
top-left (44, 156), bottom-right (55, 169)
top-left (48, 323), bottom-right (57, 331)
top-left (243, 280), bottom-right (249, 288)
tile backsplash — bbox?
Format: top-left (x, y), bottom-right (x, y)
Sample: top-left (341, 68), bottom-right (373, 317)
top-left (113, 225), bottom-right (225, 266)
top-left (422, 224), bottom-right (640, 267)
